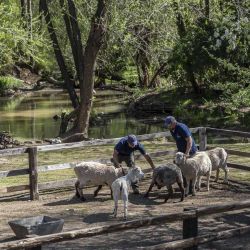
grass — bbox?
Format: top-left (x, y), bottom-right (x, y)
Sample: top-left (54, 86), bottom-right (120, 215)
top-left (0, 139), bottom-right (249, 188)
top-left (0, 76), bottom-right (24, 95)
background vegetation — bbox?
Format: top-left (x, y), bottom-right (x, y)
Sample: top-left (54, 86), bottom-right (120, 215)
top-left (0, 0), bottom-right (249, 130)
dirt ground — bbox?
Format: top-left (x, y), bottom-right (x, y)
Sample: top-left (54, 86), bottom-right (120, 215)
top-left (0, 175), bottom-right (250, 249)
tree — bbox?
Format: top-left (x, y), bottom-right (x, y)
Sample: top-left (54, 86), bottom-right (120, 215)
top-left (39, 0), bottom-right (79, 109)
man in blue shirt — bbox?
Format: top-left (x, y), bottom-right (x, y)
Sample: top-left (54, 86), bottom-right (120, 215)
top-left (164, 116), bottom-right (197, 156)
top-left (164, 116), bottom-right (198, 194)
top-left (112, 134), bottom-right (155, 194)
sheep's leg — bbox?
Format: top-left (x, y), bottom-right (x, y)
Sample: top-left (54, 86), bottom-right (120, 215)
top-left (185, 178), bottom-right (190, 197)
top-left (196, 176), bottom-right (202, 191)
top-left (177, 179), bottom-right (185, 202)
top-left (215, 169), bottom-right (220, 182)
top-left (113, 200), bottom-right (118, 218)
top-left (75, 181), bottom-right (80, 198)
top-left (110, 187), bottom-right (113, 199)
top-left (94, 185), bottom-right (103, 197)
top-left (122, 191), bottom-right (128, 220)
top-left (223, 166), bottom-right (229, 184)
top-left (192, 178), bottom-right (197, 196)
top-left (206, 171), bottom-right (210, 191)
top-left (123, 199), bottom-right (128, 220)
top-left (144, 181), bottom-right (155, 198)
top-left (165, 185), bottom-right (173, 203)
top-left (75, 181), bottom-right (86, 201)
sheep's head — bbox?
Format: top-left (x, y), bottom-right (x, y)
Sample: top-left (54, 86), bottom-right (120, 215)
top-left (175, 152), bottom-right (186, 166)
top-left (128, 166), bottom-right (144, 182)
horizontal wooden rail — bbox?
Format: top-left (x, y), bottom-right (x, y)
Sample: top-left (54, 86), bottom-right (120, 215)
top-left (0, 130), bottom-right (196, 156)
top-left (197, 200), bottom-right (250, 216)
top-left (225, 149), bottom-right (250, 158)
top-left (0, 184), bottom-right (29, 193)
top-left (207, 146), bottom-right (250, 158)
top-left (0, 169), bottom-right (29, 178)
top-left (0, 147), bottom-right (27, 156)
top-left (0, 211), bottom-right (197, 250)
top-left (0, 150), bottom-right (176, 179)
top-left (0, 162), bottom-right (249, 194)
top-left (0, 200), bottom-right (250, 250)
top-left (140, 225), bottom-right (250, 250)
top-left (36, 131), bottom-right (179, 152)
top-left (206, 127), bottom-right (250, 138)
top-left (227, 163), bottom-right (250, 171)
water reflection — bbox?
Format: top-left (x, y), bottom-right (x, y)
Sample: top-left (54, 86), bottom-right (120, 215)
top-left (0, 90), bottom-right (163, 140)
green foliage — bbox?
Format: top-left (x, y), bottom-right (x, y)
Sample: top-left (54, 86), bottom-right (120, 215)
top-left (0, 76), bottom-right (23, 95)
top-left (0, 2), bottom-right (52, 74)
top-left (168, 0), bottom-right (249, 94)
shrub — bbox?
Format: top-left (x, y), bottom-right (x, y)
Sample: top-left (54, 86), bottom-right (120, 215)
top-left (0, 76), bottom-right (24, 95)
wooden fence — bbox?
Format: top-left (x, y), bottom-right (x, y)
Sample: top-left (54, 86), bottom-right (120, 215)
top-left (0, 127), bottom-right (250, 200)
top-left (0, 199), bottom-right (250, 250)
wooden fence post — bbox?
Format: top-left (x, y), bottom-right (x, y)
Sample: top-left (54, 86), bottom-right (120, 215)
top-left (199, 127), bottom-right (207, 151)
top-left (183, 207), bottom-right (198, 250)
top-left (28, 147), bottom-right (39, 200)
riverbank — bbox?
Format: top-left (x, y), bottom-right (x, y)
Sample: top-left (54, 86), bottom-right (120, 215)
top-left (127, 87), bottom-right (250, 132)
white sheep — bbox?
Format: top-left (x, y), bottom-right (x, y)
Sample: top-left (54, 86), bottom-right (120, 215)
top-left (111, 166), bottom-right (144, 220)
top-left (144, 163), bottom-right (185, 202)
top-left (175, 152), bottom-right (212, 196)
top-left (206, 147), bottom-right (229, 183)
top-left (74, 161), bottom-right (127, 201)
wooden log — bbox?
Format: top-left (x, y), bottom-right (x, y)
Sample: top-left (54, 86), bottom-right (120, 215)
top-left (199, 127), bottom-right (207, 151)
top-left (28, 147), bottom-right (39, 200)
top-left (0, 211), bottom-right (197, 250)
top-left (206, 127), bottom-right (250, 138)
top-left (140, 225), bottom-right (250, 249)
top-left (183, 207), bottom-right (198, 250)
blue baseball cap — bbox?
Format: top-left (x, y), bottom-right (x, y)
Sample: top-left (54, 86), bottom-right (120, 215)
top-left (127, 134), bottom-right (138, 146)
top-left (164, 116), bottom-right (176, 127)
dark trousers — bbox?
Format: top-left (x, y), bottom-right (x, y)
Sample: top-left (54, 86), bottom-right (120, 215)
top-left (111, 154), bottom-right (138, 190)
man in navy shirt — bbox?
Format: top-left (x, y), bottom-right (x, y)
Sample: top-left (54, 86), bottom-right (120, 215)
top-left (112, 134), bottom-right (155, 194)
top-left (164, 116), bottom-right (198, 193)
top-left (164, 116), bottom-right (197, 156)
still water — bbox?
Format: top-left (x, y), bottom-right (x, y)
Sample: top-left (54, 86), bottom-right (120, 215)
top-left (0, 90), bottom-right (163, 140)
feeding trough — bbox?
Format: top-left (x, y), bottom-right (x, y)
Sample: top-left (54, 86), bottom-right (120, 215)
top-left (8, 215), bottom-right (64, 239)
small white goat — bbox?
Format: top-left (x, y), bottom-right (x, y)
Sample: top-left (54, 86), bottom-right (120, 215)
top-left (111, 166), bottom-right (144, 220)
top-left (74, 161), bottom-right (127, 201)
top-left (175, 152), bottom-right (212, 196)
top-left (206, 147), bottom-right (229, 183)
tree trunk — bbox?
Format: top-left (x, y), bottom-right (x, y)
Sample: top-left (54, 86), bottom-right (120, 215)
top-left (134, 25), bottom-right (151, 88)
top-left (204, 0), bottom-right (210, 19)
top-left (173, 1), bottom-right (200, 94)
top-left (39, 0), bottom-right (79, 109)
top-left (75, 0), bottom-right (107, 137)
top-left (148, 63), bottom-right (167, 88)
top-left (60, 0), bottom-right (85, 88)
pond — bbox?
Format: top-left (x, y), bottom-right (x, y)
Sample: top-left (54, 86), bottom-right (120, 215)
top-left (0, 89), bottom-right (247, 144)
top-left (0, 89), bottom-right (164, 141)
